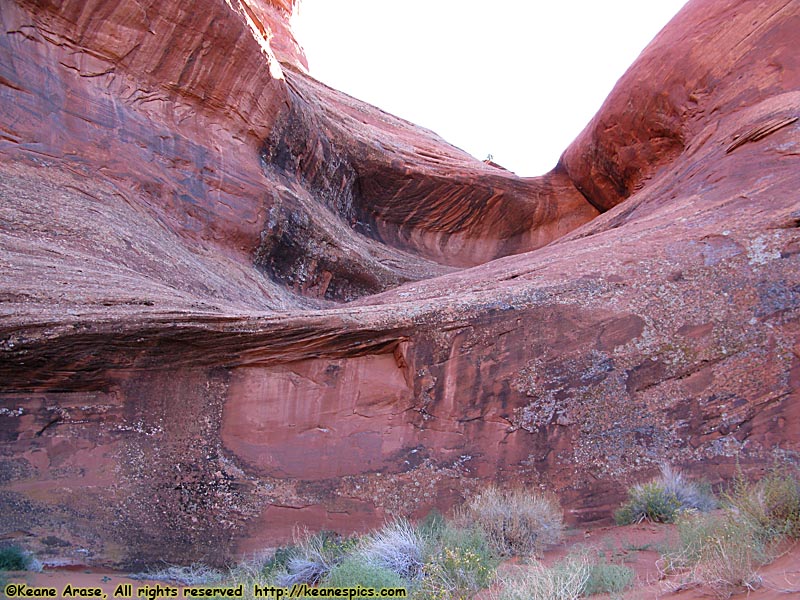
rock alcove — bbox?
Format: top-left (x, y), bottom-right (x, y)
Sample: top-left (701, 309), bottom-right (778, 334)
top-left (0, 0), bottom-right (798, 567)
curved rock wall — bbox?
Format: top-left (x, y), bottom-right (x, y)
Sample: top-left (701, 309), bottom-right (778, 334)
top-left (0, 0), bottom-right (798, 568)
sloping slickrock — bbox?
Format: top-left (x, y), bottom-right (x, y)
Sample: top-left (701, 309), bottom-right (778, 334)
top-left (0, 0), bottom-right (798, 567)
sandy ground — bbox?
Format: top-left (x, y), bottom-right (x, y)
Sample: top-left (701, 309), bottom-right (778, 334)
top-left (5, 523), bottom-right (800, 599)
top-left (534, 523), bottom-right (800, 599)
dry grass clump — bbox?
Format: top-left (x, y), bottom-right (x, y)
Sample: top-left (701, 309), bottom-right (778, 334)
top-left (662, 512), bottom-right (767, 598)
top-left (493, 554), bottom-right (591, 600)
top-left (493, 545), bottom-right (634, 600)
top-left (225, 555), bottom-right (276, 600)
top-left (461, 485), bottom-right (564, 557)
top-left (358, 518), bottom-right (426, 581)
top-left (725, 466), bottom-right (800, 541)
top-left (129, 562), bottom-right (225, 586)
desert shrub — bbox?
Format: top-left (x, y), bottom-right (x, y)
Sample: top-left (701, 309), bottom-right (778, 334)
top-left (662, 511), bottom-right (767, 598)
top-left (583, 559), bottom-right (635, 595)
top-left (225, 556), bottom-right (274, 600)
top-left (325, 555), bottom-right (408, 591)
top-left (438, 524), bottom-right (497, 584)
top-left (725, 467), bottom-right (800, 541)
top-left (359, 519), bottom-right (426, 581)
top-left (657, 468), bottom-right (800, 598)
top-left (494, 548), bottom-right (633, 600)
top-left (415, 524), bottom-right (498, 599)
top-left (228, 550), bottom-right (324, 600)
top-left (418, 508), bottom-right (446, 540)
top-left (130, 563), bottom-right (225, 586)
top-left (614, 464), bottom-right (716, 524)
top-left (259, 545), bottom-right (296, 582)
top-left (493, 554), bottom-right (590, 600)
top-left (660, 464), bottom-right (717, 512)
top-left (0, 546), bottom-right (30, 571)
top-left (462, 486), bottom-right (564, 556)
top-left (614, 481), bottom-right (682, 524)
top-left (277, 530), bottom-right (357, 587)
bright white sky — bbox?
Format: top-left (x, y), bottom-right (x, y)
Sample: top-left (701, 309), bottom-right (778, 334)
top-left (292, 1), bottom-right (688, 177)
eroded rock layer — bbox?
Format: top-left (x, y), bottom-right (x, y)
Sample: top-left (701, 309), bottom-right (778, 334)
top-left (1, 0), bottom-right (799, 567)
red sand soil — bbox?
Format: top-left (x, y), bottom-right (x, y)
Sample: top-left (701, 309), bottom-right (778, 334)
top-left (543, 524), bottom-right (800, 599)
top-left (476, 522), bottom-right (800, 600)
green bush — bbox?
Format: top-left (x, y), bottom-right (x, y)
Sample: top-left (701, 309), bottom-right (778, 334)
top-left (415, 525), bottom-right (497, 599)
top-left (583, 560), bottom-right (635, 595)
top-left (614, 481), bottom-right (683, 524)
top-left (0, 545), bottom-right (30, 571)
top-left (261, 545), bottom-right (295, 581)
top-left (418, 509), bottom-right (446, 540)
top-left (614, 465), bottom-right (716, 524)
top-left (324, 555), bottom-right (408, 591)
top-left (276, 530), bottom-right (358, 587)
top-left (437, 524), bottom-right (497, 586)
top-left (462, 486), bottom-right (564, 556)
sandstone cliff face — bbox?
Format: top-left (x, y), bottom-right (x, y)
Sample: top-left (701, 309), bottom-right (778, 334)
top-left (1, 0), bottom-right (798, 568)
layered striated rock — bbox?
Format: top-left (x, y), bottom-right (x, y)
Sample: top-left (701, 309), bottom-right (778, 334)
top-left (0, 0), bottom-right (798, 567)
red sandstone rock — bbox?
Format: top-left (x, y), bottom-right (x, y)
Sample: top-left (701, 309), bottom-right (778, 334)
top-left (0, 0), bottom-right (799, 568)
